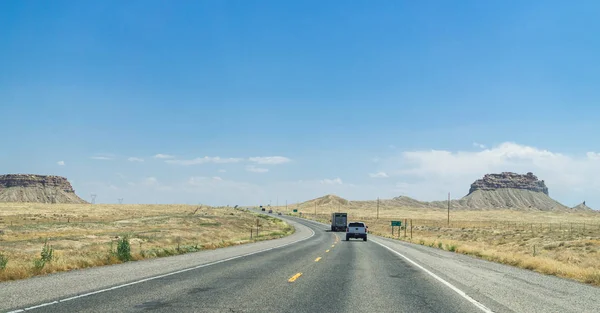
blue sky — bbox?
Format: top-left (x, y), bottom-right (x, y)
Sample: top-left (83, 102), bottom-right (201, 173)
top-left (2, 1), bottom-right (600, 207)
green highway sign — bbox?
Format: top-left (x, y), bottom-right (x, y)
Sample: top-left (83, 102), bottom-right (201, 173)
top-left (293, 209), bottom-right (298, 212)
top-left (391, 221), bottom-right (402, 226)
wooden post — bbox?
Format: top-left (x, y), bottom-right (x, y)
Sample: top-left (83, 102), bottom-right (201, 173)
top-left (377, 197), bottom-right (379, 220)
top-left (392, 225), bottom-right (394, 236)
top-left (410, 219), bottom-right (413, 239)
top-left (256, 219), bottom-right (259, 236)
top-left (251, 228), bottom-right (253, 239)
top-left (404, 219), bottom-right (407, 237)
top-left (447, 192), bottom-right (450, 226)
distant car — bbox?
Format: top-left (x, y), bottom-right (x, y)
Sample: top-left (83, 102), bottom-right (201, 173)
top-left (261, 208), bottom-right (265, 211)
top-left (346, 222), bottom-right (367, 241)
top-left (268, 209), bottom-right (273, 213)
top-left (277, 212), bottom-right (282, 215)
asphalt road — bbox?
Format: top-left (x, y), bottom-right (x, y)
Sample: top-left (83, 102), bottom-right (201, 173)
top-left (2, 214), bottom-right (599, 313)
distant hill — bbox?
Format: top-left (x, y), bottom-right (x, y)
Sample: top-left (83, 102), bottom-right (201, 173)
top-left (296, 172), bottom-right (594, 212)
top-left (300, 194), bottom-right (349, 207)
top-left (429, 189), bottom-right (569, 211)
top-left (572, 202), bottom-right (593, 211)
top-left (0, 174), bottom-right (87, 204)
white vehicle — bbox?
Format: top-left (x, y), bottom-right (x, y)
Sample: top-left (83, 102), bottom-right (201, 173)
top-left (346, 222), bottom-right (368, 241)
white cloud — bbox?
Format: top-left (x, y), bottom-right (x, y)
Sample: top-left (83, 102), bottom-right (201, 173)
top-left (379, 142), bottom-right (600, 206)
top-left (218, 169), bottom-right (227, 173)
top-left (246, 165), bottom-right (269, 173)
top-left (473, 142), bottom-right (487, 149)
top-left (369, 171), bottom-right (389, 178)
top-left (248, 156), bottom-right (291, 164)
top-left (127, 157), bottom-right (144, 162)
top-left (166, 156), bottom-right (243, 165)
top-left (140, 177), bottom-right (172, 191)
top-left (320, 178), bottom-right (343, 185)
top-left (142, 177), bottom-right (158, 186)
top-left (57, 161), bottom-right (65, 166)
top-left (212, 176), bottom-right (223, 181)
top-left (90, 156), bottom-right (114, 160)
top-left (153, 154), bottom-right (175, 159)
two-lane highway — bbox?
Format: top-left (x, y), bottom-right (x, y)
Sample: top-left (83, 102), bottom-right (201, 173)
top-left (3, 214), bottom-right (599, 313)
top-left (6, 217), bottom-right (484, 313)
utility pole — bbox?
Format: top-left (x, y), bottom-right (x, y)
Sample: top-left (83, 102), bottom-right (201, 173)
top-left (118, 198), bottom-right (123, 204)
top-left (90, 194), bottom-right (97, 205)
top-left (277, 196), bottom-right (278, 208)
top-left (285, 200), bottom-right (287, 211)
top-left (315, 202), bottom-right (317, 216)
top-left (447, 192), bottom-right (450, 226)
top-left (377, 197), bottom-right (380, 219)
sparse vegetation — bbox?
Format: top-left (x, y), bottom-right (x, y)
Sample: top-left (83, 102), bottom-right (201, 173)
top-left (0, 203), bottom-right (293, 282)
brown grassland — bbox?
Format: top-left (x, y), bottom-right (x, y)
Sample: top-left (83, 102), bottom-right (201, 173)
top-left (0, 203), bottom-right (293, 282)
top-left (285, 201), bottom-right (600, 286)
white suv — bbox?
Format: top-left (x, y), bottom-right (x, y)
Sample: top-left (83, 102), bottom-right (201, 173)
top-left (346, 222), bottom-right (368, 241)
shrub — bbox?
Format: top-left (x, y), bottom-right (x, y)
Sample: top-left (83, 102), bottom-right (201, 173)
top-left (33, 239), bottom-right (54, 270)
top-left (40, 239), bottom-right (54, 263)
top-left (437, 242), bottom-right (443, 249)
top-left (116, 236), bottom-right (132, 262)
top-left (446, 244), bottom-right (457, 252)
top-left (0, 253), bottom-right (7, 270)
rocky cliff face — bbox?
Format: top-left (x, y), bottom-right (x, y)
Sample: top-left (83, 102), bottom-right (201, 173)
top-left (468, 172), bottom-right (549, 195)
top-left (0, 174), bottom-right (87, 204)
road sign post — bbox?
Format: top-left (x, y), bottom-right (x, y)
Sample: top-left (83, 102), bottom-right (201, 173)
top-left (391, 221), bottom-right (401, 236)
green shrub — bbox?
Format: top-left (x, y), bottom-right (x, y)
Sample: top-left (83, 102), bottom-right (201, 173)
top-left (437, 242), bottom-right (443, 249)
top-left (116, 236), bottom-right (132, 262)
top-left (0, 253), bottom-right (7, 270)
top-left (40, 239), bottom-right (54, 263)
top-left (33, 239), bottom-right (54, 270)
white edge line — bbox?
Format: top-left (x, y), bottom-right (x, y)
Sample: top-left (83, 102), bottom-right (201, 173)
top-left (7, 223), bottom-right (315, 313)
top-left (371, 239), bottom-right (495, 313)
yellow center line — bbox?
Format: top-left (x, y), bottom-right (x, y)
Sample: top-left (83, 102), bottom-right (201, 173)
top-left (288, 272), bottom-right (303, 282)
top-left (331, 244), bottom-right (335, 248)
top-left (315, 257), bottom-right (322, 262)
top-left (325, 249), bottom-right (330, 253)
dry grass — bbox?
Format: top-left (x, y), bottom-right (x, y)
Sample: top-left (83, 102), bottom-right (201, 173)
top-left (0, 203), bottom-right (293, 282)
top-left (280, 202), bottom-right (600, 286)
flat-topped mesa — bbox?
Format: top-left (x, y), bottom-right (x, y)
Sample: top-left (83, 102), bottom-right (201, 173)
top-left (0, 174), bottom-right (87, 203)
top-left (468, 172), bottom-right (549, 195)
top-left (0, 174), bottom-right (76, 192)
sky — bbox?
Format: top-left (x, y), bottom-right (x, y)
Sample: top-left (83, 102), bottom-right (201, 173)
top-left (2, 1), bottom-right (600, 208)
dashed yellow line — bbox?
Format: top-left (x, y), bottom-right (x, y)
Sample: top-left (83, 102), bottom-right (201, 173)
top-left (315, 257), bottom-right (322, 262)
top-left (288, 272), bottom-right (303, 282)
top-left (326, 249), bottom-right (330, 253)
top-left (331, 245), bottom-right (335, 248)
